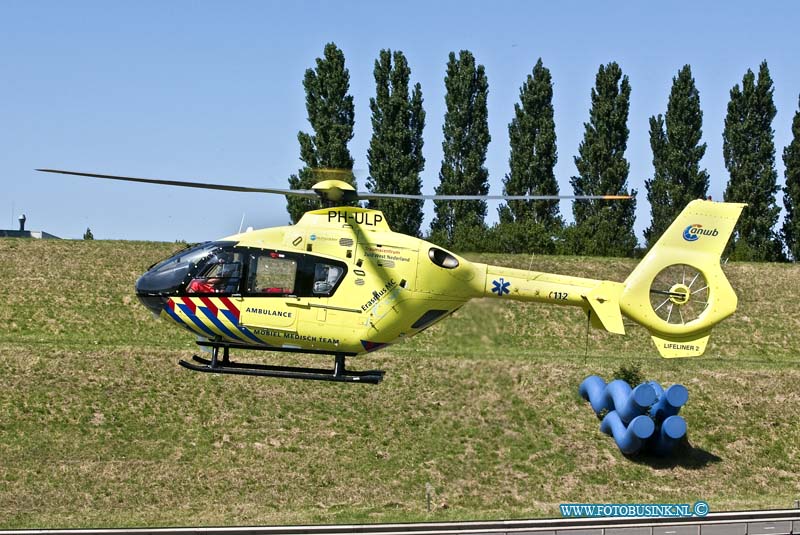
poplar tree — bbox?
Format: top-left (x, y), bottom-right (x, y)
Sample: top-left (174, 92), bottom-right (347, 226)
top-left (429, 51), bottom-right (491, 244)
top-left (499, 58), bottom-right (561, 234)
top-left (287, 43), bottom-right (355, 223)
top-left (722, 61), bottom-right (782, 261)
top-left (569, 62), bottom-right (637, 257)
top-left (366, 50), bottom-right (426, 236)
top-left (783, 95), bottom-right (800, 260)
top-left (644, 65), bottom-right (709, 247)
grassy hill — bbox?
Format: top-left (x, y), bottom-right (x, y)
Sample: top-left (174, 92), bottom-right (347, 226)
top-left (0, 238), bottom-right (798, 528)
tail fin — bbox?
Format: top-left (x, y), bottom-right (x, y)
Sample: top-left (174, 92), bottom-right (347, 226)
top-left (620, 200), bottom-right (745, 358)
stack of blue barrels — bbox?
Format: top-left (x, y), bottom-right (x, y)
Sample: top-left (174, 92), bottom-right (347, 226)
top-left (579, 375), bottom-right (688, 455)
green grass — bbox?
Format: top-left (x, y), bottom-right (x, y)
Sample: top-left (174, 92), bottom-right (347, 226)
top-left (0, 239), bottom-right (798, 527)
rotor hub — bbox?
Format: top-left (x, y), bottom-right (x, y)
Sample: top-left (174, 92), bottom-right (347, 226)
top-left (668, 284), bottom-right (691, 305)
top-left (311, 179), bottom-right (358, 204)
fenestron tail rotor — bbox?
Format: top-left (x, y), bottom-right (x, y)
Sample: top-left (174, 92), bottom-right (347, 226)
top-left (36, 168), bottom-right (633, 204)
top-left (648, 264), bottom-right (710, 325)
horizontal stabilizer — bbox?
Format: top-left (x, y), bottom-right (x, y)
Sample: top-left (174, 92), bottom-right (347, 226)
top-left (584, 281), bottom-right (625, 335)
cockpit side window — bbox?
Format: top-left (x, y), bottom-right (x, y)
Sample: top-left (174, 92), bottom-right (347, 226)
top-left (186, 249), bottom-right (245, 295)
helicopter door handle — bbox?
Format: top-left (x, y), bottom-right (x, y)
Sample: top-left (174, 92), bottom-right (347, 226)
top-left (308, 304), bottom-right (362, 314)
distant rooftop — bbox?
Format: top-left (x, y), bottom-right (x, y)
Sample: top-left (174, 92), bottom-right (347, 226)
top-left (0, 214), bottom-right (61, 239)
top-left (0, 229), bottom-right (61, 239)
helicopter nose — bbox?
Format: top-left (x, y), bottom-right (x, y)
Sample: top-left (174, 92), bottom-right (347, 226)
top-left (134, 259), bottom-right (191, 315)
top-left (135, 273), bottom-right (169, 316)
top-left (133, 245), bottom-right (200, 312)
top-left (136, 292), bottom-right (167, 316)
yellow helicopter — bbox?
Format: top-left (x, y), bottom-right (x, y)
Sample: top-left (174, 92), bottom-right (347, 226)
top-left (38, 168), bottom-right (744, 384)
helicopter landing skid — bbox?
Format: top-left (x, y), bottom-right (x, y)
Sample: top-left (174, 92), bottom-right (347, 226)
top-left (178, 345), bottom-right (384, 384)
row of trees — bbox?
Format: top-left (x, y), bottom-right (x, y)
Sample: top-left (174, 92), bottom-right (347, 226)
top-left (287, 43), bottom-right (800, 261)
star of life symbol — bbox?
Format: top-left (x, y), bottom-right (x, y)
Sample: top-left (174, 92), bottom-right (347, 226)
top-left (491, 277), bottom-right (510, 296)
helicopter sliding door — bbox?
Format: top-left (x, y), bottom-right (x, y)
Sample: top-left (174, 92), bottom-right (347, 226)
top-left (239, 251), bottom-right (300, 331)
top-left (236, 250), bottom-right (350, 350)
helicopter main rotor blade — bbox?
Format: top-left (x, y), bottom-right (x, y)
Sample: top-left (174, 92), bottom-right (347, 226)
top-left (358, 192), bottom-right (633, 201)
top-left (36, 169), bottom-right (319, 199)
top-left (37, 168), bottom-right (633, 203)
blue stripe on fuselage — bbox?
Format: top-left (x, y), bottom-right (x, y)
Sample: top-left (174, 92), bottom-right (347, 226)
top-left (177, 304), bottom-right (216, 338)
top-left (199, 306), bottom-right (248, 343)
top-left (219, 309), bottom-right (266, 345)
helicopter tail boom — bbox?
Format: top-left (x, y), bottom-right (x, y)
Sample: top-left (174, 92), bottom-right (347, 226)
top-left (619, 199), bottom-right (746, 357)
top-left (480, 264), bottom-right (627, 334)
top-left (479, 199), bottom-right (744, 358)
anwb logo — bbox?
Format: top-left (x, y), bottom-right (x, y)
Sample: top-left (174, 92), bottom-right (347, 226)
top-left (683, 224), bottom-right (719, 242)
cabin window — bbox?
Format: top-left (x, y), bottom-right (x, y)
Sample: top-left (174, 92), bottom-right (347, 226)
top-left (312, 263), bottom-right (344, 296)
top-left (238, 250), bottom-right (347, 298)
top-left (246, 253), bottom-right (297, 295)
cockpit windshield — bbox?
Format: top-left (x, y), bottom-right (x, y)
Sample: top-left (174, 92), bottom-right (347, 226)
top-left (136, 241), bottom-right (237, 295)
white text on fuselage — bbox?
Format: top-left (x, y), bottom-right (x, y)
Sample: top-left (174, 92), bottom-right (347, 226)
top-left (327, 210), bottom-right (384, 226)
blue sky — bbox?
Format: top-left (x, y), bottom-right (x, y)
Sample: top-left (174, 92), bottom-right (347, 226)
top-left (1, 1), bottom-right (799, 243)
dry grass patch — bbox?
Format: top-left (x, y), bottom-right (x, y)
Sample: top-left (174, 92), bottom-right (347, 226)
top-left (0, 239), bottom-right (798, 527)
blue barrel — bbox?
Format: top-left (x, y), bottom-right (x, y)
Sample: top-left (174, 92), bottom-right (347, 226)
top-left (649, 415), bottom-right (687, 455)
top-left (579, 375), bottom-right (611, 415)
top-left (605, 380), bottom-right (657, 423)
top-left (600, 411), bottom-right (655, 455)
top-left (648, 381), bottom-right (664, 399)
top-left (649, 384), bottom-right (689, 422)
